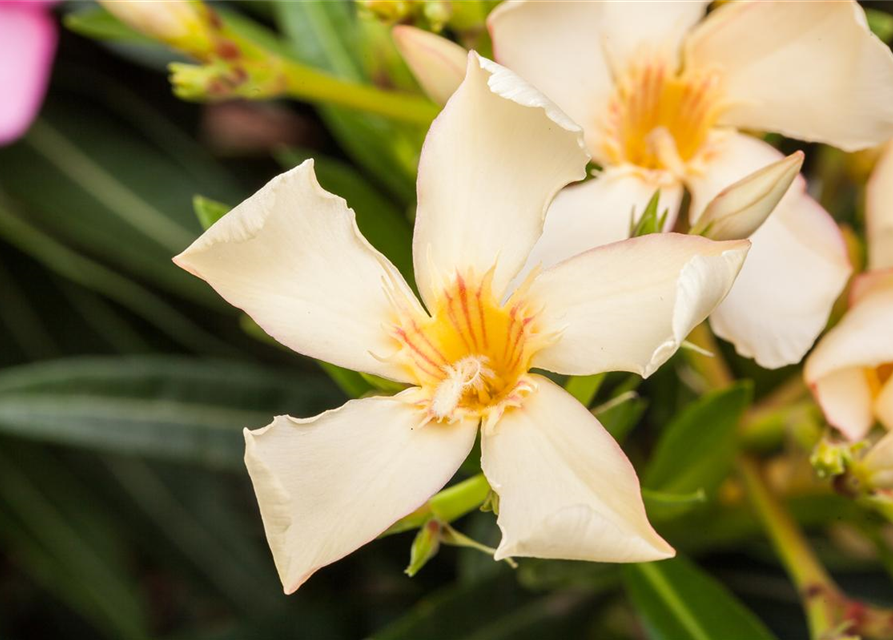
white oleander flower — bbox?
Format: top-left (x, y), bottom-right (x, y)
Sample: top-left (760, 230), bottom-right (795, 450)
top-left (175, 53), bottom-right (749, 593)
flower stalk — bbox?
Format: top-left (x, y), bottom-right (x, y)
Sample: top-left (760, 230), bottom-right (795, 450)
top-left (739, 456), bottom-right (893, 640)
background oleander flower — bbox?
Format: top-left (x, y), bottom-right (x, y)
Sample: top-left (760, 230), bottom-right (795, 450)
top-left (0, 0), bottom-right (57, 145)
top-left (398, 0), bottom-right (893, 369)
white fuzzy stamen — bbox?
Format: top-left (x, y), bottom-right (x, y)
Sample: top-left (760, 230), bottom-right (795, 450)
top-left (430, 356), bottom-right (493, 421)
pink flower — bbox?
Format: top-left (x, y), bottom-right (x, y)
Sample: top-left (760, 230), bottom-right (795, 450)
top-left (0, 0), bottom-right (57, 145)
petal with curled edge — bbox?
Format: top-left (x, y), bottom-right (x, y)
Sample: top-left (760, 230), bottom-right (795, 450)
top-left (245, 391), bottom-right (478, 593)
top-left (413, 52), bottom-right (588, 308)
top-left (488, 0), bottom-right (707, 163)
top-left (481, 375), bottom-right (674, 563)
top-left (685, 0), bottom-right (893, 151)
top-left (174, 160), bottom-right (420, 382)
top-left (687, 134), bottom-right (851, 369)
top-left (528, 233), bottom-right (749, 378)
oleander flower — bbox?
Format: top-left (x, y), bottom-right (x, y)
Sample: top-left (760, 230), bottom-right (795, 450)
top-left (400, 0), bottom-right (893, 368)
top-left (174, 53), bottom-right (750, 593)
top-left (806, 142), bottom-right (893, 441)
top-left (0, 0), bottom-right (57, 145)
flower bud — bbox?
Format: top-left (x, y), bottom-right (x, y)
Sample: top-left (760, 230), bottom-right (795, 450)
top-left (392, 26), bottom-right (467, 105)
top-left (99, 0), bottom-right (213, 55)
top-left (405, 518), bottom-right (441, 577)
top-left (692, 151), bottom-right (804, 241)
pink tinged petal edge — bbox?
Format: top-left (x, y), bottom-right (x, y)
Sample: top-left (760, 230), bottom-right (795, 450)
top-left (0, 4), bottom-right (57, 145)
top-left (244, 391), bottom-right (479, 593)
top-left (481, 375), bottom-right (673, 563)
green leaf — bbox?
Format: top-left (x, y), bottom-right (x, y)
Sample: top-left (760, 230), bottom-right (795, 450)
top-left (866, 8), bottom-right (893, 43)
top-left (0, 443), bottom-right (151, 640)
top-left (405, 519), bottom-right (442, 577)
top-left (193, 195), bottom-right (231, 230)
top-left (645, 382), bottom-right (753, 501)
top-left (564, 373), bottom-right (605, 407)
top-left (595, 392), bottom-right (648, 444)
top-left (630, 190), bottom-right (669, 237)
top-left (622, 555), bottom-right (779, 640)
top-left (0, 357), bottom-right (342, 468)
top-left (273, 1), bottom-right (421, 203)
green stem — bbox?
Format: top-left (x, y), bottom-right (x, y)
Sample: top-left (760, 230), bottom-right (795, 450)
top-left (738, 457), bottom-right (843, 639)
top-left (280, 61), bottom-right (439, 126)
top-left (685, 322), bottom-right (734, 389)
top-left (381, 474), bottom-right (491, 537)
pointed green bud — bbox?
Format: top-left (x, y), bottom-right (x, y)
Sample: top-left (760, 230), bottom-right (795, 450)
top-left (630, 190), bottom-right (669, 237)
top-left (692, 151), bottom-right (803, 241)
top-left (405, 518), bottom-right (441, 577)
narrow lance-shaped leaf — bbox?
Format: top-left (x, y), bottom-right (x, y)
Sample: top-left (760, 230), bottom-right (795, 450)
top-left (623, 555), bottom-right (779, 640)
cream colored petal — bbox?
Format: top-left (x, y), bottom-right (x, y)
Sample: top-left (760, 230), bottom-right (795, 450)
top-left (413, 53), bottom-right (588, 308)
top-left (811, 368), bottom-right (875, 442)
top-left (693, 151), bottom-right (803, 241)
top-left (529, 233), bottom-right (749, 378)
top-left (520, 167), bottom-right (682, 280)
top-left (806, 286), bottom-right (893, 439)
top-left (863, 429), bottom-right (893, 489)
top-left (851, 269), bottom-right (893, 307)
top-left (481, 375), bottom-right (672, 562)
top-left (876, 378), bottom-right (893, 431)
top-left (685, 0), bottom-right (893, 151)
top-left (174, 160), bottom-right (418, 382)
top-left (867, 141), bottom-right (893, 270)
top-left (392, 26), bottom-right (467, 106)
top-left (245, 393), bottom-right (478, 593)
top-left (488, 0), bottom-right (707, 162)
top-left (687, 134), bottom-right (851, 369)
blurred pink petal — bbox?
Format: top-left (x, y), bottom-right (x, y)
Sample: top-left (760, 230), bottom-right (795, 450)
top-left (0, 2), bottom-right (57, 145)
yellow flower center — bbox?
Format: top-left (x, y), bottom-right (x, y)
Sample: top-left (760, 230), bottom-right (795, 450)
top-left (867, 363), bottom-right (893, 397)
top-left (600, 57), bottom-right (724, 173)
top-left (390, 270), bottom-right (546, 425)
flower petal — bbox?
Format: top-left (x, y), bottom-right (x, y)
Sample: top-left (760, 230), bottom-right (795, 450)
top-left (863, 430), bottom-right (893, 488)
top-left (685, 0), bottom-right (893, 151)
top-left (867, 141), bottom-right (893, 270)
top-left (811, 368), bottom-right (875, 442)
top-left (245, 392), bottom-right (478, 593)
top-left (0, 4), bottom-right (56, 145)
top-left (413, 53), bottom-right (588, 308)
top-left (687, 134), bottom-right (851, 369)
top-left (876, 378), bottom-right (893, 432)
top-left (174, 160), bottom-right (419, 382)
top-left (520, 167), bottom-right (682, 278)
top-left (488, 0), bottom-right (706, 162)
top-left (806, 284), bottom-right (893, 440)
top-left (481, 375), bottom-right (673, 562)
top-left (529, 233), bottom-right (749, 378)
